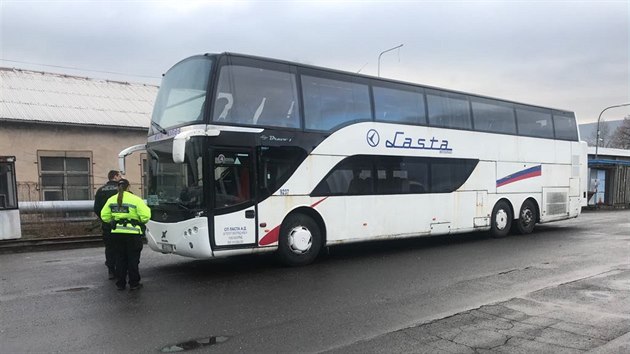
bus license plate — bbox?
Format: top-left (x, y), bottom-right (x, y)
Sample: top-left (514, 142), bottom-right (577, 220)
top-left (161, 244), bottom-right (174, 252)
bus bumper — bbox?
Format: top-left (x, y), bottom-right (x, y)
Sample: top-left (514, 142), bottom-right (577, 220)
top-left (145, 217), bottom-right (213, 259)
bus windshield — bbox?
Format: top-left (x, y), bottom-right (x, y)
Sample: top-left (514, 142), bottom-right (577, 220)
top-left (151, 57), bottom-right (213, 132)
top-left (146, 139), bottom-right (204, 212)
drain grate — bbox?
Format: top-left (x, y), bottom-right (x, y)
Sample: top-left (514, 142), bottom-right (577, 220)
top-left (161, 336), bottom-right (229, 352)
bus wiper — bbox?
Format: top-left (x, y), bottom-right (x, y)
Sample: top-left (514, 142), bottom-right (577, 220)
top-left (151, 121), bottom-right (168, 134)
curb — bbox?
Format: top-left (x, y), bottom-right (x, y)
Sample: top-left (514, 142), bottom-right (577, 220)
top-left (0, 235), bottom-right (103, 254)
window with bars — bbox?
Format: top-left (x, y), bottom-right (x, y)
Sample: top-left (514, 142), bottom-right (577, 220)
top-left (39, 154), bottom-right (91, 201)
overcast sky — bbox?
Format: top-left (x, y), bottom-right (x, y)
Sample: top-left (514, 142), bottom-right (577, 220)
top-left (1, 0), bottom-right (628, 124)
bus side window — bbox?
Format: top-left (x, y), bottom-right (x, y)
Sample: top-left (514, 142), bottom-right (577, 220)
top-left (302, 75), bottom-right (371, 131)
top-left (516, 106), bottom-right (554, 139)
top-left (471, 98), bottom-right (516, 135)
top-left (553, 112), bottom-right (578, 141)
top-left (213, 64), bottom-right (300, 128)
top-left (373, 85), bottom-right (426, 125)
top-left (427, 90), bottom-right (472, 130)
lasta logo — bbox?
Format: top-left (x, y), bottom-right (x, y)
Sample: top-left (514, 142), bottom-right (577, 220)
top-left (386, 131), bottom-right (452, 152)
top-left (366, 129), bottom-right (452, 153)
top-left (366, 129), bottom-right (380, 147)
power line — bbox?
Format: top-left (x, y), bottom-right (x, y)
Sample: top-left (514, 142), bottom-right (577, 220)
top-left (0, 58), bottom-right (161, 80)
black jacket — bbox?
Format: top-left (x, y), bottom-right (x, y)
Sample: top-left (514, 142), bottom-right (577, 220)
top-left (94, 181), bottom-right (119, 223)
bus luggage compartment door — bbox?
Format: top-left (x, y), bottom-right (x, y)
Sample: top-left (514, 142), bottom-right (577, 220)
top-left (214, 209), bottom-right (257, 246)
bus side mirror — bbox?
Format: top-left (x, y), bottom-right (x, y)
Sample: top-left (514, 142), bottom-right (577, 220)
top-left (118, 144), bottom-right (146, 175)
top-left (172, 128), bottom-right (220, 163)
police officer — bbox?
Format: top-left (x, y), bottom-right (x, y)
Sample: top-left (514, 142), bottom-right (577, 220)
top-left (93, 170), bottom-right (121, 279)
top-left (100, 179), bottom-right (151, 291)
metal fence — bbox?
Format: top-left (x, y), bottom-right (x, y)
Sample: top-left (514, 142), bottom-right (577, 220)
top-left (18, 200), bottom-right (99, 239)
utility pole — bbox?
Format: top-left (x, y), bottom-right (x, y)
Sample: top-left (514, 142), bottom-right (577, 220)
top-left (595, 103), bottom-right (630, 159)
top-left (377, 44), bottom-right (403, 77)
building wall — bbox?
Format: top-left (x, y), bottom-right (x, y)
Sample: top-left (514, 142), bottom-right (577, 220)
top-left (0, 121), bottom-right (148, 201)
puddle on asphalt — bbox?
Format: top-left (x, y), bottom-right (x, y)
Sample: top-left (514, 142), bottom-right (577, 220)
top-left (161, 336), bottom-right (229, 352)
top-left (583, 290), bottom-right (612, 299)
top-left (55, 287), bottom-right (90, 292)
top-left (609, 279), bottom-right (630, 290)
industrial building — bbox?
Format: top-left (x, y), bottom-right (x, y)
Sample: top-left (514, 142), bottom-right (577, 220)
top-left (0, 67), bottom-right (157, 201)
top-left (588, 147), bottom-right (630, 207)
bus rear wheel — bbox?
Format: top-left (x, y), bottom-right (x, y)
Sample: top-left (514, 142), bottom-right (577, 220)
top-left (490, 200), bottom-right (512, 238)
top-left (277, 213), bottom-right (322, 266)
top-left (514, 199), bottom-right (537, 234)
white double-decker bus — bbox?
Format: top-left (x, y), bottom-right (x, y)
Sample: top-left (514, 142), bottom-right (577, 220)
top-left (120, 53), bottom-right (587, 266)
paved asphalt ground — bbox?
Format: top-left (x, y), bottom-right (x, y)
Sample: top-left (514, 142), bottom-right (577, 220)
top-left (328, 210), bottom-right (629, 354)
top-left (1, 209), bottom-right (628, 353)
top-left (328, 267), bottom-right (630, 353)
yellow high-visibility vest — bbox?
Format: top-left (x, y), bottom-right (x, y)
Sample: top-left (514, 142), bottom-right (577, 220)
top-left (101, 191), bottom-right (151, 235)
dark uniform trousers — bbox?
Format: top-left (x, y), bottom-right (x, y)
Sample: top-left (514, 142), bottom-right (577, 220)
top-left (94, 181), bottom-right (119, 274)
top-left (102, 225), bottom-right (116, 273)
top-left (112, 233), bottom-right (143, 288)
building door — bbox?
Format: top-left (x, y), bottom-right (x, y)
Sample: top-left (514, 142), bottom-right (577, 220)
top-left (0, 156), bottom-right (21, 240)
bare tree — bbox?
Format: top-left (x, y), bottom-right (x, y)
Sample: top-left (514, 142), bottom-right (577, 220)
top-left (610, 115), bottom-right (630, 149)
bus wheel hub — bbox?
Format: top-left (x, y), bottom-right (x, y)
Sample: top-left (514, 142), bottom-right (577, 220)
top-left (521, 209), bottom-right (533, 225)
top-left (495, 209), bottom-right (508, 230)
top-left (288, 226), bottom-right (312, 254)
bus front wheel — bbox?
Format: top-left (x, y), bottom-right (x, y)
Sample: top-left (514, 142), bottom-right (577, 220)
top-left (514, 199), bottom-right (537, 235)
top-left (277, 214), bottom-right (322, 266)
top-left (490, 200), bottom-right (512, 238)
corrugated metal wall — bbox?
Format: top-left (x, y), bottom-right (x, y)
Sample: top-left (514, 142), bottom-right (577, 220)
top-left (611, 166), bottom-right (630, 207)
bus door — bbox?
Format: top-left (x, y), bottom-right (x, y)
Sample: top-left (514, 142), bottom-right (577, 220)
top-left (0, 156), bottom-right (21, 240)
top-left (211, 148), bottom-right (257, 248)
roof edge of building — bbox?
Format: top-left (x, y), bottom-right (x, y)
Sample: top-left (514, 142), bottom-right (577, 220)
top-left (0, 66), bottom-right (159, 88)
top-left (0, 118), bottom-right (149, 131)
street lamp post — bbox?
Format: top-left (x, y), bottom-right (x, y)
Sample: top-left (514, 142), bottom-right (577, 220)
top-left (595, 103), bottom-right (630, 159)
top-left (377, 44), bottom-right (403, 77)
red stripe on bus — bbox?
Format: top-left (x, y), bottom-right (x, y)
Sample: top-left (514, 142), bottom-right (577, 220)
top-left (311, 196), bottom-right (329, 208)
top-left (259, 225), bottom-right (280, 246)
top-left (258, 197), bottom-right (329, 246)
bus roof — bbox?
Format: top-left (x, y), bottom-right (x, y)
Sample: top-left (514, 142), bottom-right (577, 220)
top-left (195, 52), bottom-right (575, 116)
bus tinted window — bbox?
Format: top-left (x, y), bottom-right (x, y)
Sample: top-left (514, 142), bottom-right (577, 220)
top-left (426, 90), bottom-right (472, 130)
top-left (553, 112), bottom-right (578, 141)
top-left (213, 65), bottom-right (300, 128)
top-left (257, 146), bottom-right (308, 199)
top-left (471, 98), bottom-right (516, 134)
top-left (313, 156), bottom-right (479, 196)
top-left (312, 156), bottom-right (373, 196)
top-left (373, 85), bottom-right (426, 125)
top-left (375, 157), bottom-right (429, 194)
top-left (430, 158), bottom-right (478, 193)
top-left (302, 75), bottom-right (371, 131)
top-left (516, 106), bottom-right (554, 138)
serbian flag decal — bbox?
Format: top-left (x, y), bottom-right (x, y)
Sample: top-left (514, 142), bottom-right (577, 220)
top-left (496, 165), bottom-right (541, 188)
